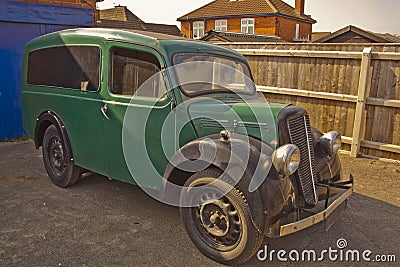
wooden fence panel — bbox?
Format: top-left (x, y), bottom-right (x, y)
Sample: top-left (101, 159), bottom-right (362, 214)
top-left (216, 43), bottom-right (400, 161)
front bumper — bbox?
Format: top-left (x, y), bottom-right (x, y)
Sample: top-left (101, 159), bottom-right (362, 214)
top-left (279, 175), bottom-right (354, 236)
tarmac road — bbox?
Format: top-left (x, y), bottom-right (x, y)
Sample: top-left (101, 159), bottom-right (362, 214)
top-left (0, 141), bottom-right (399, 266)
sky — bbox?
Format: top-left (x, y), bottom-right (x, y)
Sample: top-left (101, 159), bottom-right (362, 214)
top-left (97, 0), bottom-right (400, 35)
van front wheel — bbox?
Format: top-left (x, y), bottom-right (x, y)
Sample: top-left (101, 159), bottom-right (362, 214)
top-left (42, 125), bottom-right (80, 188)
top-left (180, 169), bottom-right (263, 265)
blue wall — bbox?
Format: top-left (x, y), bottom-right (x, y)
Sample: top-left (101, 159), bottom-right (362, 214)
top-left (0, 0), bottom-right (94, 140)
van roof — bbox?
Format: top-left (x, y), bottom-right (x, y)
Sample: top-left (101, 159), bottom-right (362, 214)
top-left (26, 28), bottom-right (186, 46)
top-left (25, 28), bottom-right (246, 63)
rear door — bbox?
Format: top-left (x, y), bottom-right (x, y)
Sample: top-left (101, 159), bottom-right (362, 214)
top-left (25, 45), bottom-right (106, 174)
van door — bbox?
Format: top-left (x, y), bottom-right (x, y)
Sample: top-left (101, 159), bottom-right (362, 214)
top-left (25, 45), bottom-right (106, 175)
top-left (101, 43), bottom-right (173, 189)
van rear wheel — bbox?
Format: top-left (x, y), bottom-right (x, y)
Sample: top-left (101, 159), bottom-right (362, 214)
top-left (180, 169), bottom-right (263, 265)
top-left (42, 125), bottom-right (80, 188)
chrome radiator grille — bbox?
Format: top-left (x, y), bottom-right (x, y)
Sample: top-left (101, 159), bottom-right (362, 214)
top-left (288, 115), bottom-right (317, 206)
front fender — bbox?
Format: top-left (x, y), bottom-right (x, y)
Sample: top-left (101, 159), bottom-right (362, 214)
top-left (162, 134), bottom-right (284, 233)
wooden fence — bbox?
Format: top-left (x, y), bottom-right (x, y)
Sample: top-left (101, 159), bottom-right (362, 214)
top-left (217, 43), bottom-right (400, 161)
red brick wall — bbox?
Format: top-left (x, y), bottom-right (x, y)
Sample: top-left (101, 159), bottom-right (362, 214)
top-left (205, 19), bottom-right (214, 33)
top-left (254, 17), bottom-right (278, 36)
top-left (181, 17), bottom-right (277, 39)
top-left (180, 21), bottom-right (190, 38)
top-left (277, 17), bottom-right (312, 41)
top-left (17, 0), bottom-right (99, 25)
top-left (295, 0), bottom-right (305, 15)
top-left (180, 16), bottom-right (313, 42)
top-left (18, 0), bottom-right (96, 9)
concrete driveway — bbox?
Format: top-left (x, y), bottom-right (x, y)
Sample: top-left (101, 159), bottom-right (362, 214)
top-left (0, 141), bottom-right (399, 266)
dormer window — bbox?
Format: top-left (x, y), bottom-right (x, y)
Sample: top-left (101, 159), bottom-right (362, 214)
top-left (215, 20), bottom-right (227, 31)
top-left (241, 18), bottom-right (254, 34)
top-left (193, 21), bottom-right (205, 39)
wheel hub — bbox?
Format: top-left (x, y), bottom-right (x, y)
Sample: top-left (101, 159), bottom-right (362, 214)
top-left (49, 138), bottom-right (65, 173)
top-left (200, 200), bottom-right (230, 237)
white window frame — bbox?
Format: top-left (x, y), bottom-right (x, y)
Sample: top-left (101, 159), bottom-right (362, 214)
top-left (241, 18), bottom-right (255, 34)
top-left (192, 21), bottom-right (205, 39)
top-left (215, 20), bottom-right (228, 31)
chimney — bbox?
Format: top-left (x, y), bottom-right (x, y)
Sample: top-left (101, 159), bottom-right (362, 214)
top-left (295, 0), bottom-right (305, 16)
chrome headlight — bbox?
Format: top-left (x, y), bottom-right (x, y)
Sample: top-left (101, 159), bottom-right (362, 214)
top-left (320, 131), bottom-right (342, 155)
top-left (272, 144), bottom-right (300, 176)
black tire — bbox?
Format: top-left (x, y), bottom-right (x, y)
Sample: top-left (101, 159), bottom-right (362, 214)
top-left (42, 125), bottom-right (80, 188)
top-left (180, 168), bottom-right (264, 265)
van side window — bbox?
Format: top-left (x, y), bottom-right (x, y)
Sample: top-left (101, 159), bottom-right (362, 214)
top-left (27, 46), bottom-right (100, 91)
top-left (111, 48), bottom-right (163, 97)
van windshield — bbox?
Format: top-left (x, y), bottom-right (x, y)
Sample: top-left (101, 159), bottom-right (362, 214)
top-left (173, 54), bottom-right (256, 96)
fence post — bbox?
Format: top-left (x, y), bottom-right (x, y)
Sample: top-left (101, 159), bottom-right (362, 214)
top-left (350, 47), bottom-right (373, 158)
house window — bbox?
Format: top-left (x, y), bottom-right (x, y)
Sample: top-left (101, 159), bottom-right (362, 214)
top-left (241, 18), bottom-right (254, 34)
top-left (193, 21), bottom-right (205, 39)
top-left (215, 20), bottom-right (227, 31)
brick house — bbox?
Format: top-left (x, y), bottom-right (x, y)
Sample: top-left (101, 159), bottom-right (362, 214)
top-left (177, 0), bottom-right (315, 42)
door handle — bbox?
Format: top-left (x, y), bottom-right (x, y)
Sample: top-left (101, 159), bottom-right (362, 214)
top-left (101, 103), bottom-right (110, 120)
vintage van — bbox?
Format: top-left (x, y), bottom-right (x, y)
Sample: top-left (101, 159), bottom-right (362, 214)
top-left (21, 28), bottom-right (353, 265)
